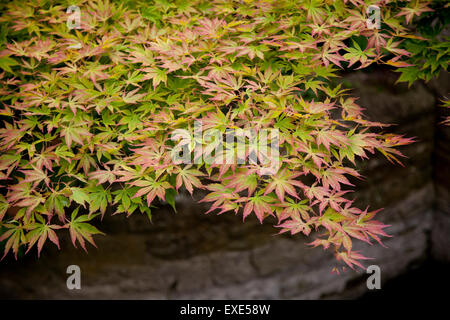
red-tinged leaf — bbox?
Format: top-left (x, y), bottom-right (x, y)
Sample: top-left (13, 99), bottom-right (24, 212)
top-left (238, 193), bottom-right (274, 223)
top-left (47, 228), bottom-right (60, 249)
top-left (200, 184), bottom-right (239, 215)
top-left (174, 166), bottom-right (204, 195)
top-left (340, 97), bottom-right (363, 119)
top-left (122, 88), bottom-right (147, 104)
top-left (264, 168), bottom-right (303, 202)
top-left (320, 167), bottom-right (355, 191)
top-left (308, 238), bottom-right (331, 250)
top-left (60, 123), bottom-right (92, 148)
top-left (0, 195), bottom-right (8, 221)
top-left (336, 250), bottom-right (372, 270)
top-left (385, 58), bottom-right (414, 68)
top-left (223, 168), bottom-right (258, 196)
top-left (0, 224), bottom-right (25, 260)
top-left (130, 178), bottom-right (172, 206)
top-left (314, 129), bottom-right (348, 151)
top-left (20, 167), bottom-right (50, 187)
top-left (89, 168), bottom-right (116, 185)
top-left (396, 3), bottom-right (433, 24)
top-left (140, 67), bottom-right (167, 89)
top-left (276, 213), bottom-right (311, 236)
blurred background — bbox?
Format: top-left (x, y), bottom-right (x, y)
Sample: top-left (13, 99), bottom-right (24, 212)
top-left (0, 67), bottom-right (449, 300)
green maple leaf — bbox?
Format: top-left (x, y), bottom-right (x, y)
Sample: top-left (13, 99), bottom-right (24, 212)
top-left (396, 66), bottom-right (420, 87)
top-left (66, 208), bottom-right (104, 252)
top-left (0, 56), bottom-right (18, 73)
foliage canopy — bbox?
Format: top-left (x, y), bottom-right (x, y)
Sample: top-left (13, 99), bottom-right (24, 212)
top-left (0, 0), bottom-right (448, 271)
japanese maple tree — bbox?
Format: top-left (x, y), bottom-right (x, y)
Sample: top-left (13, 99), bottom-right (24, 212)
top-left (0, 0), bottom-right (448, 272)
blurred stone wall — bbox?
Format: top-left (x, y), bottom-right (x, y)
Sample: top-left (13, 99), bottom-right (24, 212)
top-left (430, 73), bottom-right (450, 262)
top-left (0, 68), bottom-right (448, 299)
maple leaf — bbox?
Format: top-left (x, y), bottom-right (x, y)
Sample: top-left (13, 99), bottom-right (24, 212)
top-left (130, 178), bottom-right (172, 206)
top-left (195, 18), bottom-right (225, 39)
top-left (237, 192), bottom-right (275, 223)
top-left (82, 63), bottom-right (111, 86)
top-left (276, 200), bottom-right (312, 236)
top-left (65, 208), bottom-right (104, 252)
top-left (0, 195), bottom-right (8, 221)
top-left (0, 223), bottom-right (26, 260)
top-left (25, 214), bottom-right (62, 257)
top-left (60, 122), bottom-right (92, 148)
top-left (396, 2), bottom-right (433, 24)
top-left (28, 39), bottom-right (54, 61)
top-left (122, 88), bottom-right (147, 104)
top-left (320, 48), bottom-right (346, 68)
top-left (173, 165), bottom-right (204, 195)
top-left (223, 168), bottom-right (258, 196)
top-left (86, 185), bottom-right (112, 217)
top-left (20, 167), bottom-right (50, 187)
top-left (339, 97), bottom-right (363, 119)
top-left (13, 195), bottom-right (45, 221)
top-left (277, 198), bottom-right (311, 222)
top-left (313, 129), bottom-right (349, 151)
top-left (89, 167), bottom-right (116, 185)
top-left (366, 30), bottom-right (391, 54)
top-left (140, 67), bottom-right (168, 89)
top-left (70, 187), bottom-right (90, 208)
top-left (320, 167), bottom-right (358, 191)
top-left (200, 184), bottom-right (239, 215)
top-left (343, 41), bottom-right (375, 68)
top-left (0, 122), bottom-right (27, 149)
top-left (336, 250), bottom-right (372, 270)
top-left (264, 168), bottom-right (304, 202)
top-left (44, 192), bottom-right (69, 220)
top-left (0, 56), bottom-right (18, 73)
top-left (302, 0), bottom-right (325, 23)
